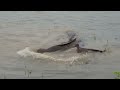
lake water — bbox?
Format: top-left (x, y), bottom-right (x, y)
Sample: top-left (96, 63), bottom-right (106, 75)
top-left (0, 11), bottom-right (120, 79)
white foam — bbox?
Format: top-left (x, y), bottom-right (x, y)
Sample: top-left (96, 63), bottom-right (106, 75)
top-left (17, 47), bottom-right (90, 64)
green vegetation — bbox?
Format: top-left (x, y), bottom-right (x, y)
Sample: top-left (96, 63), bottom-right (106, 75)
top-left (113, 72), bottom-right (120, 79)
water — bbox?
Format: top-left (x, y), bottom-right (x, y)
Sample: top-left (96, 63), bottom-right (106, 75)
top-left (0, 11), bottom-right (120, 79)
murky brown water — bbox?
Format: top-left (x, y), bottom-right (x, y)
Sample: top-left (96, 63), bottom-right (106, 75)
top-left (0, 11), bottom-right (120, 79)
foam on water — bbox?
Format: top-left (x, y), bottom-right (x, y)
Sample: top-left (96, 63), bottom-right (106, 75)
top-left (17, 47), bottom-right (90, 64)
top-left (1, 11), bottom-right (120, 78)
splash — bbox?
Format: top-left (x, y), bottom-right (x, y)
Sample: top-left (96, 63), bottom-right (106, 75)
top-left (17, 47), bottom-right (90, 64)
